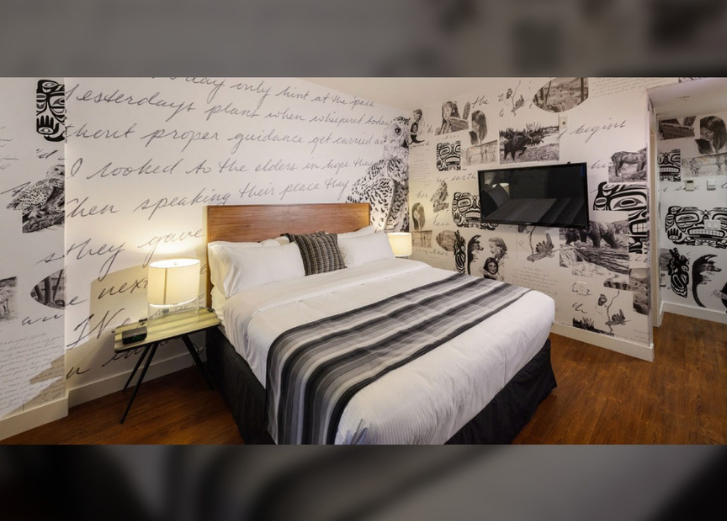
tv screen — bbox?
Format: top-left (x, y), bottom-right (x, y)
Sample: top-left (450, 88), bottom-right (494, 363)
top-left (478, 162), bottom-right (589, 228)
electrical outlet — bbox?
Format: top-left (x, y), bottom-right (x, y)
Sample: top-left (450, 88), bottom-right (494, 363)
top-left (707, 180), bottom-right (716, 190)
top-left (705, 219), bottom-right (720, 232)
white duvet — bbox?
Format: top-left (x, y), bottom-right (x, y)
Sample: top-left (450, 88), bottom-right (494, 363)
top-left (222, 259), bottom-right (554, 444)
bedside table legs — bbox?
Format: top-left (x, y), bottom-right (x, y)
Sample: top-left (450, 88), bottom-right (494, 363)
top-left (122, 343), bottom-right (153, 392)
top-left (181, 334), bottom-right (214, 390)
top-left (120, 342), bottom-right (159, 424)
top-left (118, 333), bottom-right (215, 424)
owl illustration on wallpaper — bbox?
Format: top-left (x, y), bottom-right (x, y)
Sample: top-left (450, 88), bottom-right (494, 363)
top-left (7, 163), bottom-right (65, 232)
top-left (347, 116), bottom-right (410, 232)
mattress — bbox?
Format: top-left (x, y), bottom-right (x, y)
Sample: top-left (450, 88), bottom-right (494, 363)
top-left (222, 258), bottom-right (555, 444)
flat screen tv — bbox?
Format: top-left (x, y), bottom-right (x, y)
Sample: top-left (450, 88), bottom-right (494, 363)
top-left (478, 162), bottom-right (589, 228)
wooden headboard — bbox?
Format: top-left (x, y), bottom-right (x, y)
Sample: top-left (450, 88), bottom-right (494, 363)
top-left (205, 203), bottom-right (370, 307)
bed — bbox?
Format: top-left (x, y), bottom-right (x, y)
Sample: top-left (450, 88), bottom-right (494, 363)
top-left (204, 203), bottom-right (556, 444)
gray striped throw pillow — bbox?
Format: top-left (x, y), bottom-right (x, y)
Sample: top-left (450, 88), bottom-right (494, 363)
top-left (284, 232), bottom-right (346, 275)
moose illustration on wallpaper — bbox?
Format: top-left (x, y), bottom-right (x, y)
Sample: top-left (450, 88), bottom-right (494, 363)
top-left (501, 126), bottom-right (544, 161)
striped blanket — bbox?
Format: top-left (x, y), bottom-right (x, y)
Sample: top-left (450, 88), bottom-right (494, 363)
top-left (265, 273), bottom-right (531, 444)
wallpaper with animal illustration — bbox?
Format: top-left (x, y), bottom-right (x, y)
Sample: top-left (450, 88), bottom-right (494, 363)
top-left (409, 77), bottom-right (680, 350)
top-left (63, 78), bottom-right (407, 397)
top-left (0, 78), bottom-right (66, 427)
top-left (657, 110), bottom-right (727, 318)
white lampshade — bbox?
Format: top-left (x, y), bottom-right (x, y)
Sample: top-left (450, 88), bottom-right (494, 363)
top-left (147, 258), bottom-right (200, 307)
top-left (388, 232), bottom-right (413, 257)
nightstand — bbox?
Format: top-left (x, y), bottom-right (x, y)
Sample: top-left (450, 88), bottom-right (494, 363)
top-left (113, 308), bottom-right (221, 423)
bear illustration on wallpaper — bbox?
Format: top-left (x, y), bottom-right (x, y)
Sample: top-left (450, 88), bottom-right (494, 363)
top-left (347, 116), bottom-right (409, 232)
top-left (559, 219), bottom-right (629, 283)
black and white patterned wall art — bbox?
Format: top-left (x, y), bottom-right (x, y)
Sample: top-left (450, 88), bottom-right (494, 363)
top-left (665, 206), bottom-right (727, 249)
top-left (451, 191), bottom-right (498, 230)
top-left (593, 182), bottom-right (650, 254)
top-left (436, 141), bottom-right (461, 171)
top-left (36, 80), bottom-right (65, 142)
top-left (659, 149), bottom-right (681, 181)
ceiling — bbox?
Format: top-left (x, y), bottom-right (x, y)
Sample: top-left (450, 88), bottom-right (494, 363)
top-left (305, 77), bottom-right (727, 119)
top-left (303, 77), bottom-right (495, 111)
top-left (648, 78), bottom-right (727, 120)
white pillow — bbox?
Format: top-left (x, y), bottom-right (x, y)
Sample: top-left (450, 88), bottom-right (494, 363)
top-left (208, 239), bottom-right (302, 297)
top-left (337, 232), bottom-right (394, 268)
top-left (208, 239), bottom-right (279, 292)
top-left (338, 225), bottom-right (375, 239)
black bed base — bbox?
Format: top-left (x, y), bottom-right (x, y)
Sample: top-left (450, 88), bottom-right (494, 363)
top-left (206, 327), bottom-right (556, 444)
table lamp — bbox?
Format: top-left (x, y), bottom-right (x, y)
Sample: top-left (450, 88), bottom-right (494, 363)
top-left (147, 258), bottom-right (200, 319)
top-left (387, 232), bottom-right (413, 258)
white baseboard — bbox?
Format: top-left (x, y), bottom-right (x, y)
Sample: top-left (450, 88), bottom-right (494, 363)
top-left (68, 352), bottom-right (195, 408)
top-left (662, 302), bottom-right (727, 325)
top-left (551, 322), bottom-right (654, 362)
top-left (0, 395), bottom-right (69, 441)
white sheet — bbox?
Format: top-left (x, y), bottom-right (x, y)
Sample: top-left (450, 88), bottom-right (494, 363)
top-left (223, 258), bottom-right (554, 444)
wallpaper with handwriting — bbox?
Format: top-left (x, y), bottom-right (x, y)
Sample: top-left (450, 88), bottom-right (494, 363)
top-left (0, 78), bottom-right (66, 421)
top-left (63, 77), bottom-right (406, 391)
top-left (409, 77), bottom-right (680, 348)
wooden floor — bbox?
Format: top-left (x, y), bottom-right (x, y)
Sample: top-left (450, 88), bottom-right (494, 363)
top-left (3, 312), bottom-right (726, 445)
